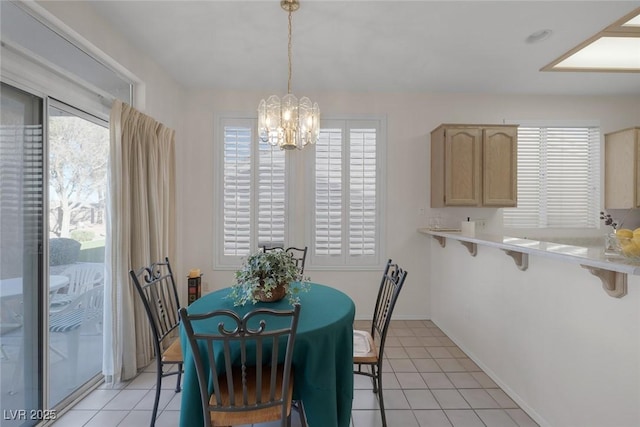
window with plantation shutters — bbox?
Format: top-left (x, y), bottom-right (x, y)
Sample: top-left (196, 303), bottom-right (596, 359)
top-left (504, 125), bottom-right (600, 229)
top-left (217, 116), bottom-right (287, 264)
top-left (310, 119), bottom-right (385, 267)
top-left (215, 115), bottom-right (385, 269)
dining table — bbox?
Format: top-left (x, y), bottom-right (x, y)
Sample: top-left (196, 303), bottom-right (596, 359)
top-left (179, 282), bottom-right (355, 427)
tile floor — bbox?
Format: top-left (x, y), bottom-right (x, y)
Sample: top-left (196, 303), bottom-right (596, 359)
top-left (51, 320), bottom-right (539, 427)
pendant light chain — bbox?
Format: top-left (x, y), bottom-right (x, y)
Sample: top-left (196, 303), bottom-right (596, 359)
top-left (287, 8), bottom-right (293, 95)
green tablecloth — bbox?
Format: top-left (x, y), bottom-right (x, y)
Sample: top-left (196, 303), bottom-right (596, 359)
top-left (179, 283), bottom-right (355, 427)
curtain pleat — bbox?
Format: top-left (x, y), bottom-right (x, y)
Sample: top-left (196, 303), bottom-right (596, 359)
top-left (104, 100), bottom-right (176, 383)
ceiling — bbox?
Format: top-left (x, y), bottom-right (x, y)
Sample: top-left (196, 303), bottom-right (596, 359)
top-left (88, 0), bottom-right (640, 96)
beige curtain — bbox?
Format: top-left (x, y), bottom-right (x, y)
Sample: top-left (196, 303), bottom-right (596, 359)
top-left (103, 100), bottom-right (176, 383)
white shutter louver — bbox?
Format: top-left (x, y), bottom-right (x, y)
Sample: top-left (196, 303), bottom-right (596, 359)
top-left (257, 140), bottom-right (285, 246)
top-left (349, 128), bottom-right (377, 256)
top-left (505, 127), bottom-right (542, 228)
top-left (546, 127), bottom-right (599, 227)
top-left (223, 126), bottom-right (251, 256)
top-left (315, 128), bottom-right (343, 256)
top-left (1, 125), bottom-right (44, 252)
top-left (504, 125), bottom-right (600, 229)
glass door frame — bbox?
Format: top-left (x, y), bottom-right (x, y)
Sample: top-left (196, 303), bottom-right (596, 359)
top-left (45, 97), bottom-right (108, 411)
top-left (0, 80), bottom-right (108, 424)
top-left (0, 79), bottom-right (47, 425)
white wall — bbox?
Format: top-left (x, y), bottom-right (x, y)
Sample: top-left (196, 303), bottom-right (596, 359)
top-left (28, 5), bottom-right (640, 423)
top-left (181, 90), bottom-right (639, 320)
top-left (430, 237), bottom-right (640, 427)
top-left (36, 2), bottom-right (640, 324)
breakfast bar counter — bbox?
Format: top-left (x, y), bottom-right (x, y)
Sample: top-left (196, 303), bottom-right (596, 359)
top-left (419, 228), bottom-right (640, 297)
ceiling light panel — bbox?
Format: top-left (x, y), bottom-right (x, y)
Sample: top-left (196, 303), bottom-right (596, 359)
top-left (622, 15), bottom-right (640, 28)
top-left (554, 37), bottom-right (640, 71)
top-left (544, 7), bottom-right (640, 72)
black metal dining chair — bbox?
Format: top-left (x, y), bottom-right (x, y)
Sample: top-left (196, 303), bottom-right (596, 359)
top-left (261, 246), bottom-right (308, 277)
top-left (130, 257), bottom-right (183, 427)
top-left (353, 259), bottom-right (408, 427)
top-left (179, 304), bottom-right (305, 427)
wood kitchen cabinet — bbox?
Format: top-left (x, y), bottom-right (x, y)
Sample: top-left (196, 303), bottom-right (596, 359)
top-left (605, 127), bottom-right (640, 209)
top-left (431, 124), bottom-right (517, 207)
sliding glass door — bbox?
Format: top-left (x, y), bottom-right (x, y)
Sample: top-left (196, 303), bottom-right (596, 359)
top-left (47, 101), bottom-right (107, 407)
top-left (0, 82), bottom-right (45, 426)
top-left (0, 84), bottom-right (108, 425)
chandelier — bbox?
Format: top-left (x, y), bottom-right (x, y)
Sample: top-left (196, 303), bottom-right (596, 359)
top-left (258, 0), bottom-right (320, 150)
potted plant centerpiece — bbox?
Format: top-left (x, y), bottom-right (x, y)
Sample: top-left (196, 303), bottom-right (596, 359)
top-left (228, 249), bottom-right (310, 306)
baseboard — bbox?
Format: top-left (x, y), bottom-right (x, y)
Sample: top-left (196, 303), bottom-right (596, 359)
top-left (431, 319), bottom-right (550, 427)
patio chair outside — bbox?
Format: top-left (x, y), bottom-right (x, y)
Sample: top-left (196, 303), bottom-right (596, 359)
top-left (49, 283), bottom-right (105, 363)
top-left (51, 262), bottom-right (104, 307)
top-left (9, 284), bottom-right (104, 395)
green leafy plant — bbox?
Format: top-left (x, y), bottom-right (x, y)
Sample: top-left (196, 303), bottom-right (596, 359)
top-left (227, 250), bottom-right (310, 306)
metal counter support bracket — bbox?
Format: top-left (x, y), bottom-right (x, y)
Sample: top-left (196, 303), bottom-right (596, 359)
top-left (433, 235), bottom-right (446, 248)
top-left (581, 265), bottom-right (628, 298)
top-left (502, 250), bottom-right (528, 271)
top-left (460, 241), bottom-right (477, 256)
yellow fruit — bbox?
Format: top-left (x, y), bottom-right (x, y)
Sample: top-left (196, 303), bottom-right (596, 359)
top-left (633, 227), bottom-right (640, 237)
top-left (619, 239), bottom-right (635, 254)
top-left (616, 229), bottom-right (633, 238)
top-left (622, 241), bottom-right (640, 258)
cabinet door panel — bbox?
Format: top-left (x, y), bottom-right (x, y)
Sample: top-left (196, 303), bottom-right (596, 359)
top-left (483, 127), bottom-right (517, 206)
top-left (604, 128), bottom-right (637, 209)
top-left (445, 128), bottom-right (481, 205)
